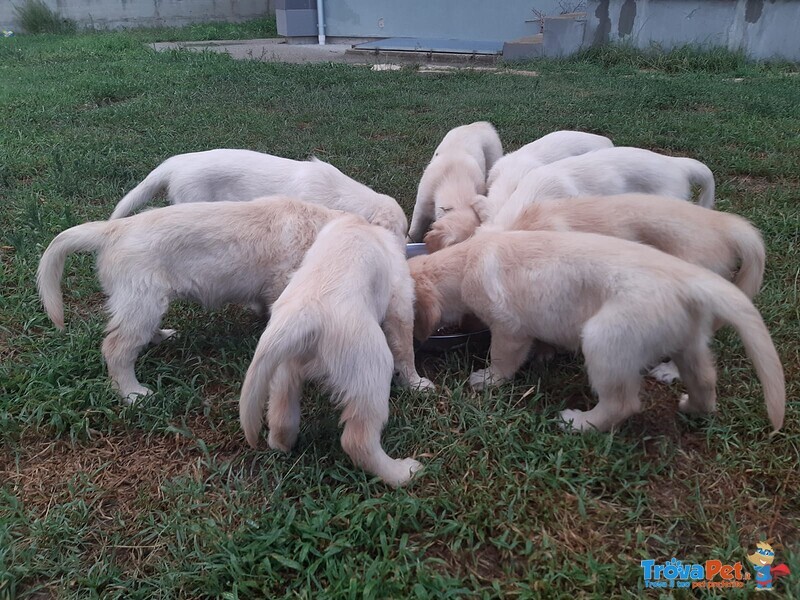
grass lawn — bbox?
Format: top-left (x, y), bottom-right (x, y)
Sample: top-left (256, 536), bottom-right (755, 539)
top-left (1, 24), bottom-right (799, 599)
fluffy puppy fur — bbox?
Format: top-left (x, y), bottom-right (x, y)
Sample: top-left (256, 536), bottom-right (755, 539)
top-left (508, 194), bottom-right (766, 383)
top-left (423, 131), bottom-right (613, 251)
top-left (509, 194), bottom-right (765, 299)
top-left (37, 197), bottom-right (344, 402)
top-left (239, 215), bottom-right (433, 487)
top-left (486, 131), bottom-right (614, 209)
top-left (409, 231), bottom-right (784, 433)
top-left (109, 149), bottom-right (408, 244)
top-left (407, 122), bottom-right (503, 242)
top-left (483, 147), bottom-right (716, 231)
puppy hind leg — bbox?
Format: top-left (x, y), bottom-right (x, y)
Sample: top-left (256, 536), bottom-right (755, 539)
top-left (562, 314), bottom-right (644, 432)
top-left (673, 338), bottom-right (717, 415)
top-left (267, 360), bottom-right (303, 453)
top-left (561, 373), bottom-right (642, 433)
top-left (339, 400), bottom-right (421, 488)
top-left (103, 299), bottom-right (166, 403)
top-left (336, 335), bottom-right (420, 487)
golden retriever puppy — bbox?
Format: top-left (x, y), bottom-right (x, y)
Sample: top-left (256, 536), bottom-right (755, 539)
top-left (507, 194), bottom-right (766, 383)
top-left (409, 231), bottom-right (784, 433)
top-left (505, 194), bottom-right (767, 383)
top-left (239, 215), bottom-right (433, 487)
top-left (109, 150), bottom-right (408, 244)
top-left (483, 147), bottom-right (716, 231)
top-left (37, 197), bottom-right (344, 402)
top-left (407, 122), bottom-right (502, 242)
top-left (509, 194), bottom-right (765, 299)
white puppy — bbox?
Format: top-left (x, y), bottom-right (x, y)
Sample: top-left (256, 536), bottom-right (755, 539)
top-left (486, 131), bottom-right (614, 208)
top-left (409, 231), bottom-right (784, 433)
top-left (109, 149), bottom-right (408, 243)
top-left (239, 215), bottom-right (433, 487)
top-left (483, 147), bottom-right (716, 230)
top-left (424, 130), bottom-right (613, 251)
top-left (37, 197), bottom-right (347, 402)
top-left (406, 122), bottom-right (503, 242)
top-left (508, 194), bottom-right (766, 383)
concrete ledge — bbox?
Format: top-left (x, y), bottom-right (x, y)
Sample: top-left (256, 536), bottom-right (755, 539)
top-left (345, 48), bottom-right (499, 65)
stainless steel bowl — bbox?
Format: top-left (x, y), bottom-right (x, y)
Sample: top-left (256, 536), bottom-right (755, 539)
top-left (406, 242), bottom-right (491, 353)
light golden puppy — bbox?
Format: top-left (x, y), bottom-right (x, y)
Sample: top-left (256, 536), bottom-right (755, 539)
top-left (506, 194), bottom-right (764, 299)
top-left (407, 121), bottom-right (502, 242)
top-left (239, 215), bottom-right (433, 487)
top-left (409, 231), bottom-right (784, 433)
top-left (37, 197), bottom-right (343, 402)
top-left (505, 194), bottom-right (766, 382)
top-left (424, 130), bottom-right (613, 252)
top-left (109, 150), bottom-right (408, 244)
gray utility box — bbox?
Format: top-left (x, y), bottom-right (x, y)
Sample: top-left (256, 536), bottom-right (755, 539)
top-left (276, 0), bottom-right (318, 37)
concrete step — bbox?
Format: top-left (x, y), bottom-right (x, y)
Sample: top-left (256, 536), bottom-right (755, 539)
top-left (504, 12), bottom-right (587, 60)
top-left (502, 34), bottom-right (544, 61)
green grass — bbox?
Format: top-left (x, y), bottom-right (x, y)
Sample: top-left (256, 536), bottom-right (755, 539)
top-left (1, 24), bottom-right (799, 599)
top-left (13, 0), bottom-right (76, 35)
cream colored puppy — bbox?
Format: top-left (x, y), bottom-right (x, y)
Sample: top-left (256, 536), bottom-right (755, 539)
top-left (37, 197), bottom-right (345, 402)
top-left (406, 122), bottom-right (503, 242)
top-left (409, 231), bottom-right (784, 433)
top-left (484, 147), bottom-right (716, 231)
top-left (109, 149), bottom-right (408, 243)
top-left (509, 194), bottom-right (764, 299)
top-left (239, 215), bottom-right (433, 487)
top-left (507, 194), bottom-right (766, 383)
top-left (424, 130), bottom-right (613, 252)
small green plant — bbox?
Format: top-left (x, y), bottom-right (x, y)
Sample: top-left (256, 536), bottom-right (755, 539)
top-left (14, 0), bottom-right (76, 34)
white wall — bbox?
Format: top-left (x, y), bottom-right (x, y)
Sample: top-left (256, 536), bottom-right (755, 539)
top-left (1, 0), bottom-right (274, 31)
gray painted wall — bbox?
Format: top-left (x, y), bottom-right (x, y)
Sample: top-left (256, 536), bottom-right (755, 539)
top-left (1, 0), bottom-right (274, 31)
top-left (322, 0), bottom-right (570, 42)
top-left (585, 0), bottom-right (800, 61)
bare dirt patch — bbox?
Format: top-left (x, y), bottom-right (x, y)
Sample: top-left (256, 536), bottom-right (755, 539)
top-left (1, 415), bottom-right (242, 520)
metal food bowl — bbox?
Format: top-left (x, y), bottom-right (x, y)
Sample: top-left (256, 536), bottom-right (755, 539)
top-left (406, 243), bottom-right (491, 353)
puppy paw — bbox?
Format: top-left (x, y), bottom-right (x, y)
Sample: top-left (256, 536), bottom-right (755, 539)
top-left (410, 376), bottom-right (436, 392)
top-left (268, 428), bottom-right (298, 454)
top-left (468, 369), bottom-right (490, 390)
top-left (122, 386), bottom-right (153, 405)
top-left (530, 340), bottom-right (557, 363)
top-left (150, 328), bottom-right (177, 345)
top-left (648, 361), bottom-right (681, 384)
top-left (559, 408), bottom-right (590, 432)
top-left (384, 458), bottom-right (423, 488)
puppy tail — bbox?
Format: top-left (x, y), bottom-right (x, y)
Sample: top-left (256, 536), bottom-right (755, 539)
top-left (729, 217), bottom-right (766, 299)
top-left (239, 309), bottom-right (320, 448)
top-left (109, 162), bottom-right (171, 219)
top-left (699, 277), bottom-right (785, 431)
top-left (684, 159), bottom-right (716, 208)
top-left (36, 221), bottom-right (111, 330)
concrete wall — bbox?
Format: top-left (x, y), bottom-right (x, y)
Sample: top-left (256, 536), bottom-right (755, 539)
top-left (1, 0), bottom-right (275, 31)
top-left (322, 0), bottom-right (571, 42)
top-left (585, 0), bottom-right (800, 61)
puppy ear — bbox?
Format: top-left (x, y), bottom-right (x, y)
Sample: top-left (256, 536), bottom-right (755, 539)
top-left (470, 195), bottom-right (491, 222)
top-left (412, 276), bottom-right (442, 341)
top-left (424, 210), bottom-right (479, 252)
top-left (423, 221), bottom-right (449, 253)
